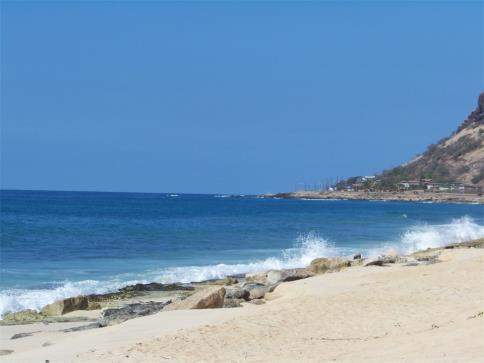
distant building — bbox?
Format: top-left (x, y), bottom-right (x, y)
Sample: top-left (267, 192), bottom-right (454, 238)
top-left (398, 180), bottom-right (421, 190)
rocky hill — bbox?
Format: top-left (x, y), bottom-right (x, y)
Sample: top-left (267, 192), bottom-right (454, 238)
top-left (378, 92), bottom-right (484, 187)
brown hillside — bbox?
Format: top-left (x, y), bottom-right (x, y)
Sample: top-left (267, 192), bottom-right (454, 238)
top-left (380, 92), bottom-right (484, 187)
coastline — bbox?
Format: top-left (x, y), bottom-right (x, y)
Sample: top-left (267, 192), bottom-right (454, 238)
top-left (265, 190), bottom-right (484, 204)
top-left (1, 238), bottom-right (483, 362)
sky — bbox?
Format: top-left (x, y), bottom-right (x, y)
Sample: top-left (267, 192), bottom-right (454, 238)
top-left (1, 1), bottom-right (483, 194)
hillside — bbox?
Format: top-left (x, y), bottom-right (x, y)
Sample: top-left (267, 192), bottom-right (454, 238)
top-left (378, 92), bottom-right (484, 188)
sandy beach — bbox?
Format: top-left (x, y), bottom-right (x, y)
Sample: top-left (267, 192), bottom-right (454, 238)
top-left (1, 245), bottom-right (483, 363)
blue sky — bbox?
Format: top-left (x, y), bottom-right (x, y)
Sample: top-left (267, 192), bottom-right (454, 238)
top-left (1, 1), bottom-right (482, 194)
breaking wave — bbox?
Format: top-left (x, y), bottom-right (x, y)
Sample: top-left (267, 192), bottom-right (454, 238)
top-left (1, 217), bottom-right (483, 316)
top-left (368, 216), bottom-right (484, 257)
top-left (0, 233), bottom-right (337, 316)
top-left (400, 216), bottom-right (484, 253)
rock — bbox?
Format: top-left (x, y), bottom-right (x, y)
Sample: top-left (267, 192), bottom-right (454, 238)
top-left (248, 286), bottom-right (269, 300)
top-left (353, 254), bottom-right (362, 260)
top-left (365, 260), bottom-right (386, 267)
top-left (222, 276), bottom-right (239, 285)
top-left (240, 283), bottom-right (272, 300)
top-left (245, 268), bottom-right (314, 285)
top-left (223, 298), bottom-right (244, 308)
top-left (310, 258), bottom-right (351, 274)
top-left (0, 350), bottom-right (14, 356)
top-left (225, 287), bottom-right (250, 301)
top-left (42, 342), bottom-right (54, 347)
top-left (1, 309), bottom-right (43, 324)
top-left (350, 258), bottom-right (365, 267)
top-left (119, 282), bottom-right (194, 293)
top-left (62, 322), bottom-right (101, 332)
top-left (248, 299), bottom-right (266, 305)
top-left (380, 255), bottom-right (397, 264)
top-left (192, 276), bottom-right (240, 286)
top-left (41, 296), bottom-right (89, 316)
top-left (245, 271), bottom-right (271, 285)
top-left (87, 283), bottom-right (194, 303)
top-left (86, 302), bottom-right (102, 310)
top-left (99, 301), bottom-right (170, 327)
top-left (404, 262), bottom-right (420, 267)
top-left (11, 332), bottom-right (37, 339)
top-left (415, 255), bottom-right (439, 263)
top-left (42, 316), bottom-right (94, 324)
top-left (164, 286), bottom-right (226, 311)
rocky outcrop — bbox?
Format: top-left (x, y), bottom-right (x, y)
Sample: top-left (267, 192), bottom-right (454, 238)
top-left (1, 309), bottom-right (44, 324)
top-left (310, 257), bottom-right (351, 274)
top-left (240, 282), bottom-right (279, 300)
top-left (223, 298), bottom-right (244, 308)
top-left (87, 283), bottom-right (194, 303)
top-left (365, 260), bottom-right (386, 267)
top-left (242, 283), bottom-right (271, 300)
top-left (225, 287), bottom-right (250, 300)
top-left (457, 92), bottom-right (484, 132)
top-left (246, 268), bottom-right (314, 285)
top-left (99, 301), bottom-right (171, 327)
top-left (164, 286), bottom-right (226, 311)
top-left (41, 296), bottom-right (89, 316)
top-left (445, 237), bottom-right (484, 249)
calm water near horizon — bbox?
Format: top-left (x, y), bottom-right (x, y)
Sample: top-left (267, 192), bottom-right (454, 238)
top-left (1, 189), bottom-right (483, 315)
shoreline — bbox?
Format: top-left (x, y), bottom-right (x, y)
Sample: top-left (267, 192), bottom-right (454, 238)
top-left (265, 190), bottom-right (484, 204)
top-left (1, 238), bottom-right (483, 362)
top-left (2, 238), bottom-right (484, 323)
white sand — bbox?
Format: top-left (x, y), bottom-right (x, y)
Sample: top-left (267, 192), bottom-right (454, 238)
top-left (1, 248), bottom-right (483, 362)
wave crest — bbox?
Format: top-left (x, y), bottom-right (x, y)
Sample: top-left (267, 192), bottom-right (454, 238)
top-left (2, 217), bottom-right (483, 316)
top-left (0, 233), bottom-right (335, 316)
top-left (401, 216), bottom-right (484, 253)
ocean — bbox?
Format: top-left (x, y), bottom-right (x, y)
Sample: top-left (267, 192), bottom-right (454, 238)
top-left (1, 190), bottom-right (483, 315)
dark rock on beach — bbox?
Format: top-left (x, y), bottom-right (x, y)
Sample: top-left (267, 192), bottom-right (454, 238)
top-left (88, 283), bottom-right (194, 303)
top-left (365, 260), bottom-right (387, 267)
top-left (240, 282), bottom-right (275, 300)
top-left (11, 332), bottom-right (37, 340)
top-left (223, 298), bottom-right (244, 308)
top-left (62, 322), bottom-right (101, 332)
top-left (225, 287), bottom-right (250, 301)
top-left (99, 301), bottom-right (171, 327)
top-left (119, 282), bottom-right (194, 293)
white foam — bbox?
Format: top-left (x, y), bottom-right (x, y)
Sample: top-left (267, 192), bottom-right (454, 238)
top-left (0, 233), bottom-right (337, 316)
top-left (2, 218), bottom-right (483, 316)
top-left (150, 233), bottom-right (340, 284)
top-left (400, 216), bottom-right (484, 253)
top-left (369, 216), bottom-right (484, 257)
top-left (0, 279), bottom-right (146, 317)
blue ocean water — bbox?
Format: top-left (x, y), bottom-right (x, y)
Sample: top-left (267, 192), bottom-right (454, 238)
top-left (1, 190), bottom-right (483, 315)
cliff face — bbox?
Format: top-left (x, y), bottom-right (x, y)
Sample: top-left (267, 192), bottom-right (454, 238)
top-left (380, 92), bottom-right (484, 186)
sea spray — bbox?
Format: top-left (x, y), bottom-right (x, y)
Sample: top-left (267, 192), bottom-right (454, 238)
top-left (400, 216), bottom-right (484, 253)
top-left (0, 233), bottom-right (337, 315)
top-left (368, 216), bottom-right (484, 257)
top-left (1, 218), bottom-right (483, 316)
